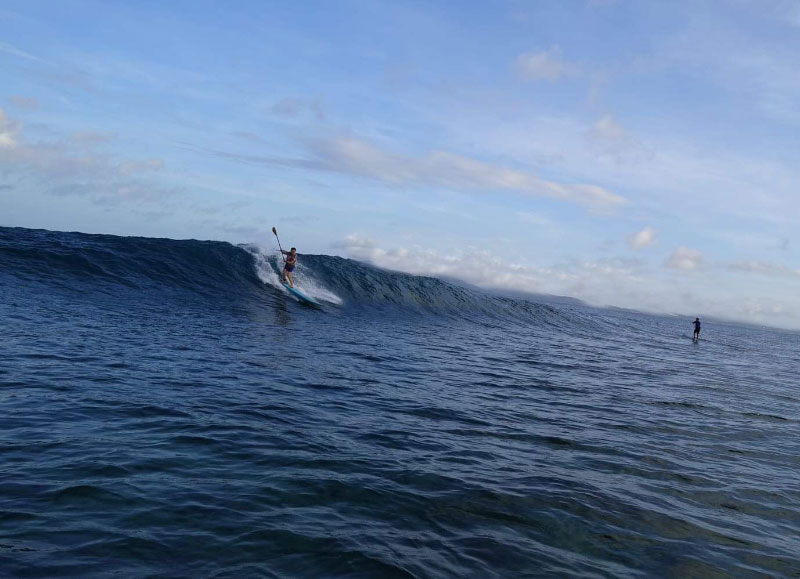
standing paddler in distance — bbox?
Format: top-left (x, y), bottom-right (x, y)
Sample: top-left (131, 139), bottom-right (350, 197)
top-left (693, 317), bottom-right (701, 342)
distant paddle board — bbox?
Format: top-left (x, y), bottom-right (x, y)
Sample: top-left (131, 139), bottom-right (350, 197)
top-left (282, 281), bottom-right (320, 306)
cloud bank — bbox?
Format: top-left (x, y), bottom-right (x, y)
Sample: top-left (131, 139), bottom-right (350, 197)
top-left (0, 108), bottom-right (174, 204)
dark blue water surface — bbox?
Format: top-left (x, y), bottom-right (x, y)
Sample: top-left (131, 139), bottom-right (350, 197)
top-left (1, 227), bottom-right (799, 577)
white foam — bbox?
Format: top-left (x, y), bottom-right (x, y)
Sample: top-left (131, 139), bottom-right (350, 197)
top-left (291, 272), bottom-right (343, 306)
top-left (242, 244), bottom-right (343, 305)
top-left (243, 244), bottom-right (285, 289)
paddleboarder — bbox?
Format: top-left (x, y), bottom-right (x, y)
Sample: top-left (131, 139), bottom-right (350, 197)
top-left (692, 317), bottom-right (701, 342)
top-left (281, 247), bottom-right (297, 287)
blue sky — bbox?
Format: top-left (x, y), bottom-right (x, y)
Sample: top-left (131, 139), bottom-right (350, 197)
top-left (2, 0), bottom-right (800, 328)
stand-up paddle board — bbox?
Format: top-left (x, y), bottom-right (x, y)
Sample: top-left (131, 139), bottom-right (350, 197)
top-left (282, 281), bottom-right (320, 306)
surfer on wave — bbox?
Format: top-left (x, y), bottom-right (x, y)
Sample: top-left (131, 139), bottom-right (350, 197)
top-left (281, 247), bottom-right (297, 287)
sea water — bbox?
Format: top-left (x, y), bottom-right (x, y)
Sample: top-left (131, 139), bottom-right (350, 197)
top-left (1, 226), bottom-right (798, 577)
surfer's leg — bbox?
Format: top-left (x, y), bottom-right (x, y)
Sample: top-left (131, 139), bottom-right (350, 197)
top-left (287, 271), bottom-right (293, 287)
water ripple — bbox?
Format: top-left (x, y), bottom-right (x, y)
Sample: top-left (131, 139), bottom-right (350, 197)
top-left (2, 261), bottom-right (799, 576)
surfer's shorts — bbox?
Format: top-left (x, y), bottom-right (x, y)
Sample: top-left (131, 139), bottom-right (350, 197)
top-left (284, 264), bottom-right (295, 272)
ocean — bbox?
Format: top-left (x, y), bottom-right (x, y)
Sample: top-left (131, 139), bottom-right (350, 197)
top-left (1, 226), bottom-right (798, 578)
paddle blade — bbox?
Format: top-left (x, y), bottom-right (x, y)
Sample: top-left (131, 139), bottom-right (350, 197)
top-left (271, 226), bottom-right (277, 236)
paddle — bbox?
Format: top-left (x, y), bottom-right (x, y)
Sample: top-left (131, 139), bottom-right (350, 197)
top-left (272, 226), bottom-right (286, 265)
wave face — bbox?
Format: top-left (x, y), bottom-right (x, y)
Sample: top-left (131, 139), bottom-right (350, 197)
top-left (0, 226), bottom-right (568, 324)
top-left (0, 227), bottom-right (262, 295)
top-left (3, 226), bottom-right (798, 577)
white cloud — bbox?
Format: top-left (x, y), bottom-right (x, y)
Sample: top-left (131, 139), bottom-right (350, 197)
top-left (334, 234), bottom-right (378, 253)
top-left (592, 114), bottom-right (625, 141)
top-left (202, 135), bottom-right (625, 209)
top-left (0, 108), bottom-right (19, 149)
top-left (666, 246), bottom-right (704, 270)
top-left (312, 137), bottom-right (626, 209)
top-left (515, 46), bottom-right (570, 81)
top-left (629, 226), bottom-right (657, 249)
